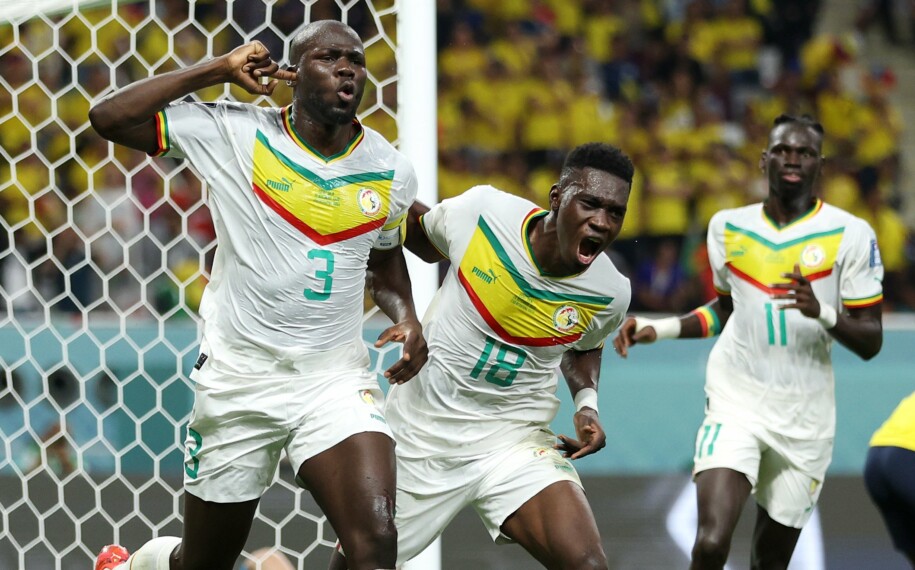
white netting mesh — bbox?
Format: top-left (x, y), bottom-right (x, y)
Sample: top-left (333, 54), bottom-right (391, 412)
top-left (0, 1), bottom-right (401, 568)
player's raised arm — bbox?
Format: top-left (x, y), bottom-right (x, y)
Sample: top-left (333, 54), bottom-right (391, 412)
top-left (89, 41), bottom-right (292, 154)
top-left (403, 201), bottom-right (447, 263)
top-left (613, 295), bottom-right (734, 358)
top-left (556, 347), bottom-right (607, 460)
top-left (366, 246), bottom-right (428, 384)
top-left (771, 263), bottom-right (883, 360)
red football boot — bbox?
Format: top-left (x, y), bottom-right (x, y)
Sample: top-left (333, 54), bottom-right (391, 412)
top-left (95, 544), bottom-right (130, 570)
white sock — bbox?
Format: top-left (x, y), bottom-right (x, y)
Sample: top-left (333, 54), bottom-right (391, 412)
top-left (128, 536), bottom-right (182, 570)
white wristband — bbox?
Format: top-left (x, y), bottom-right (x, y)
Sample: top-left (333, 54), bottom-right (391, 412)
top-left (816, 303), bottom-right (838, 329)
top-left (634, 316), bottom-right (681, 340)
top-left (574, 388), bottom-right (599, 413)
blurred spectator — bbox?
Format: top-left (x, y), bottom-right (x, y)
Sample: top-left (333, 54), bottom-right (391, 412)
top-left (855, 0), bottom-right (913, 45)
top-left (632, 239), bottom-right (694, 313)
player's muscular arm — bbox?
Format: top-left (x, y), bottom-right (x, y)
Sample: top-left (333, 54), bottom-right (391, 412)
top-left (613, 295), bottom-right (733, 357)
top-left (556, 348), bottom-right (606, 459)
top-left (403, 201), bottom-right (445, 263)
top-left (89, 41), bottom-right (292, 153)
top-left (367, 246), bottom-right (428, 383)
top-left (829, 304), bottom-right (883, 360)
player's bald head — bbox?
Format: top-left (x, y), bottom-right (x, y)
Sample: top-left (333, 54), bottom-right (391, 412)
top-left (289, 20), bottom-right (362, 64)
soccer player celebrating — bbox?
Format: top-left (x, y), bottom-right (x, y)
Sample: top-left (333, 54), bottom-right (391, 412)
top-left (89, 21), bottom-right (426, 570)
top-left (330, 142), bottom-right (635, 570)
top-left (614, 114), bottom-right (884, 569)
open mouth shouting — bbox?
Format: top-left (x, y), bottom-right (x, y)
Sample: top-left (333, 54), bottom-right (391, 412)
top-left (577, 236), bottom-right (604, 265)
top-left (337, 81), bottom-right (356, 104)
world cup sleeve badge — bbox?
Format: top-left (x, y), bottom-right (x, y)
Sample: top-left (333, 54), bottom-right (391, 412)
top-left (869, 239), bottom-right (882, 268)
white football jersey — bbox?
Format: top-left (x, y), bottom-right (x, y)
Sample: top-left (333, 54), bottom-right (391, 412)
top-left (706, 200), bottom-right (883, 440)
top-left (385, 186), bottom-right (631, 459)
top-left (155, 102), bottom-right (417, 375)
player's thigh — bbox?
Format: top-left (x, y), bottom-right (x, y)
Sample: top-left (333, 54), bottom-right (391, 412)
top-left (183, 377), bottom-right (291, 504)
top-left (692, 416), bottom-right (760, 525)
top-left (473, 432), bottom-right (586, 546)
top-left (296, 431), bottom-right (397, 538)
top-left (395, 456), bottom-right (473, 565)
top-left (754, 435), bottom-right (831, 529)
top-left (178, 492), bottom-right (260, 570)
top-left (500, 480), bottom-right (604, 564)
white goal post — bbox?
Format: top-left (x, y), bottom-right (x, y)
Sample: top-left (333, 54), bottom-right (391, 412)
top-left (0, 1), bottom-right (438, 568)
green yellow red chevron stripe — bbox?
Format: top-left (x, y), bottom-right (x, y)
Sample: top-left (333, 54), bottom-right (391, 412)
top-left (458, 214), bottom-right (612, 346)
top-left (252, 130), bottom-right (394, 244)
top-left (282, 106), bottom-right (364, 162)
top-left (724, 222), bottom-right (844, 294)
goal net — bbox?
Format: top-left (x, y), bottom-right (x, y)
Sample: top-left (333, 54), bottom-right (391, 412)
top-left (0, 1), bottom-right (432, 568)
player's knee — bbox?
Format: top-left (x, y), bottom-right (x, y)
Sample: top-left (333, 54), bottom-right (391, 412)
top-left (343, 517), bottom-right (397, 566)
top-left (692, 530), bottom-right (731, 566)
top-left (563, 546), bottom-right (608, 570)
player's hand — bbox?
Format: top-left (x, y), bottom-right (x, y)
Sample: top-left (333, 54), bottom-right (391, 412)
top-left (222, 41), bottom-right (294, 95)
top-left (555, 408), bottom-right (606, 459)
top-left (612, 316), bottom-right (657, 358)
top-left (375, 318), bottom-right (428, 384)
top-left (770, 263), bottom-right (820, 318)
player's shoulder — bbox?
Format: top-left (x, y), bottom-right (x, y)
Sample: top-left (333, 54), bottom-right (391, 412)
top-left (819, 201), bottom-right (871, 229)
top-left (359, 125), bottom-right (412, 165)
top-left (443, 184), bottom-right (534, 214)
top-left (708, 202), bottom-right (762, 229)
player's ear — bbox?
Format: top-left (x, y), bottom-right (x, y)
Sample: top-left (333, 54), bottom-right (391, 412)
top-left (548, 184), bottom-right (561, 211)
top-left (758, 152), bottom-right (766, 172)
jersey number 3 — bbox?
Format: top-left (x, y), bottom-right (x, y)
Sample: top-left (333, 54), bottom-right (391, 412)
top-left (304, 249), bottom-right (335, 301)
top-left (470, 337), bottom-right (526, 387)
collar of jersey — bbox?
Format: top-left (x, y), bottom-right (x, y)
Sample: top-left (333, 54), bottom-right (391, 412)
top-left (281, 105), bottom-right (364, 163)
top-left (761, 198), bottom-right (822, 231)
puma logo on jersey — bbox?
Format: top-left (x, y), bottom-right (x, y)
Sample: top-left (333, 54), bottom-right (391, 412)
top-left (472, 266), bottom-right (498, 284)
top-left (266, 177), bottom-right (293, 192)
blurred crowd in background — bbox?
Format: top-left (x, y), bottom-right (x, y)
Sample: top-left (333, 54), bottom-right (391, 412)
top-left (2, 0), bottom-right (915, 337)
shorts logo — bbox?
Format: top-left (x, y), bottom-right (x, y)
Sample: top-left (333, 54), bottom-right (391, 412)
top-left (800, 244), bottom-right (825, 268)
top-left (357, 188), bottom-right (382, 216)
top-left (553, 305), bottom-right (579, 333)
top-left (533, 447), bottom-right (551, 458)
top-left (360, 390), bottom-right (376, 405)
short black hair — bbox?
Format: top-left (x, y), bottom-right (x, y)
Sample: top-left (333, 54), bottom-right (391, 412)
top-left (560, 142), bottom-right (634, 185)
top-left (289, 20), bottom-right (361, 65)
top-left (773, 113), bottom-right (824, 135)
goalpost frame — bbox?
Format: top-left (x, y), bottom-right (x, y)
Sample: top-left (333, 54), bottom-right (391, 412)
top-left (396, 2), bottom-right (440, 568)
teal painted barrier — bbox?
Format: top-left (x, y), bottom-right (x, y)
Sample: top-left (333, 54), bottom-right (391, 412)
top-left (0, 318), bottom-right (910, 475)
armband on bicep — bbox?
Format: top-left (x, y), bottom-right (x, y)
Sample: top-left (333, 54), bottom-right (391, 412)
top-left (690, 305), bottom-right (722, 337)
top-left (372, 214), bottom-right (406, 251)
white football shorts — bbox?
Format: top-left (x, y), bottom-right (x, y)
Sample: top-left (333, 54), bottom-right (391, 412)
top-left (182, 364), bottom-right (391, 503)
top-left (394, 429), bottom-right (582, 565)
top-left (692, 411), bottom-right (833, 528)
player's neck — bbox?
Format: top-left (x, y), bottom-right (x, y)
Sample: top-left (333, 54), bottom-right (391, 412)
top-left (528, 213), bottom-right (575, 277)
top-left (289, 108), bottom-right (360, 157)
top-left (763, 194), bottom-right (818, 227)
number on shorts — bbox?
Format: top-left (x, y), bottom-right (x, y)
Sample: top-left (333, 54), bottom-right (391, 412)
top-left (764, 302), bottom-right (788, 346)
top-left (185, 428), bottom-right (202, 479)
top-left (696, 422), bottom-right (722, 459)
top-left (304, 249), bottom-right (335, 301)
top-left (470, 337), bottom-right (526, 387)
